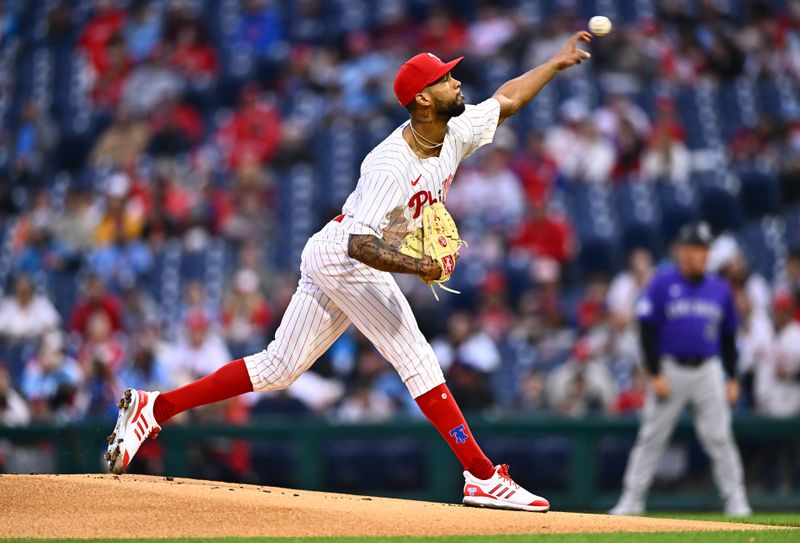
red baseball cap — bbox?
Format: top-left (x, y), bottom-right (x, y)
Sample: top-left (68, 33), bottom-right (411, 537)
top-left (394, 52), bottom-right (464, 107)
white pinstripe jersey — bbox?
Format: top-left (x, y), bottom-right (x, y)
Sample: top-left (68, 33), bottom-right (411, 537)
top-left (317, 98), bottom-right (501, 248)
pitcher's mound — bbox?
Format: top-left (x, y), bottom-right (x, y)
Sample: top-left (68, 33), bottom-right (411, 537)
top-left (0, 474), bottom-right (768, 539)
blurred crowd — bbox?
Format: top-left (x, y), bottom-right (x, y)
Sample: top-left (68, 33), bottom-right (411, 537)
top-left (1, 0), bottom-right (800, 433)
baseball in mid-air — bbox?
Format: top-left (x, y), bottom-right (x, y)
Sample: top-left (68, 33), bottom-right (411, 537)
top-left (588, 15), bottom-right (613, 36)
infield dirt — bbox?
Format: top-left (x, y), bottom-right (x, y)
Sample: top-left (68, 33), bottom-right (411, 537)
top-left (0, 474), bottom-right (776, 539)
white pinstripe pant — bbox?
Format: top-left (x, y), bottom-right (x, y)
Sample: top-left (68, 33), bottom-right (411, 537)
top-left (244, 238), bottom-right (445, 398)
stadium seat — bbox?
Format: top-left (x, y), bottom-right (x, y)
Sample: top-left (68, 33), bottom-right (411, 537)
top-left (738, 170), bottom-right (781, 220)
top-left (578, 237), bottom-right (617, 277)
top-left (699, 185), bottom-right (743, 233)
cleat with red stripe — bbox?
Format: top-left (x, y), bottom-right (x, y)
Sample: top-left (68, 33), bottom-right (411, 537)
top-left (106, 389), bottom-right (161, 475)
top-left (462, 464), bottom-right (550, 512)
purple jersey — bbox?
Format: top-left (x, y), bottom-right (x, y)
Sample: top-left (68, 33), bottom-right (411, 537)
top-left (636, 265), bottom-right (738, 359)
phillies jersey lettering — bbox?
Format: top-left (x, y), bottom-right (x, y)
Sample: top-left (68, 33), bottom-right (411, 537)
top-left (636, 265), bottom-right (738, 358)
top-left (316, 98), bottom-right (501, 249)
top-left (409, 190), bottom-right (439, 219)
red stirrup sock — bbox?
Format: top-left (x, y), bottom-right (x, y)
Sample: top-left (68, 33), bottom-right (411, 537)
top-left (415, 383), bottom-right (496, 480)
top-left (153, 358), bottom-right (253, 424)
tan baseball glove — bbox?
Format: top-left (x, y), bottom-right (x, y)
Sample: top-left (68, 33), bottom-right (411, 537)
top-left (399, 202), bottom-right (465, 299)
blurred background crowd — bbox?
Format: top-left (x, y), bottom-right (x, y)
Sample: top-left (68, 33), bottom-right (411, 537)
top-left (0, 0), bottom-right (799, 437)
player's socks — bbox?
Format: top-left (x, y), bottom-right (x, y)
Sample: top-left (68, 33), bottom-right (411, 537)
top-left (415, 383), bottom-right (496, 480)
top-left (153, 358), bottom-right (253, 424)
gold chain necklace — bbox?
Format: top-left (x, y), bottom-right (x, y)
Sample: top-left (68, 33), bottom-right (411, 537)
top-left (409, 122), bottom-right (444, 149)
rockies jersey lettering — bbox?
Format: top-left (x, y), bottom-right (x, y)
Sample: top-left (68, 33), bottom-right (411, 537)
top-left (636, 265), bottom-right (737, 358)
top-left (664, 299), bottom-right (723, 321)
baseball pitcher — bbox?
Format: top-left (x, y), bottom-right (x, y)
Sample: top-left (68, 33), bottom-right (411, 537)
top-left (105, 33), bottom-right (593, 511)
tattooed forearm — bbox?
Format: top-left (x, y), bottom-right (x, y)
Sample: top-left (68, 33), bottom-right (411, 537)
top-left (347, 234), bottom-right (440, 281)
top-left (347, 234), bottom-right (421, 274)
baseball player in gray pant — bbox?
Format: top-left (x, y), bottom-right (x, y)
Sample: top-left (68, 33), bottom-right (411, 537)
top-left (610, 222), bottom-right (752, 516)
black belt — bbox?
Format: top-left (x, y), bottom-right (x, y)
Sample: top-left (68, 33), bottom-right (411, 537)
top-left (668, 355), bottom-right (710, 367)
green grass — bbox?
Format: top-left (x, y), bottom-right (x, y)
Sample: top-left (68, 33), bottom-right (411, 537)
top-left (1, 533), bottom-right (798, 543)
top-left (649, 512), bottom-right (800, 528)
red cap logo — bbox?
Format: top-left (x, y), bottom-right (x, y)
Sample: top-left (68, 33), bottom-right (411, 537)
top-left (394, 53), bottom-right (464, 107)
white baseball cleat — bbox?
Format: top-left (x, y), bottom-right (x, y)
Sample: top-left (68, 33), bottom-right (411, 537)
top-left (608, 497), bottom-right (645, 516)
top-left (463, 464), bottom-right (550, 512)
top-left (724, 495), bottom-right (752, 517)
top-left (105, 389), bottom-right (161, 475)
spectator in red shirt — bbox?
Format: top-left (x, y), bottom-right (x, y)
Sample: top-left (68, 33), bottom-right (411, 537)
top-left (216, 83), bottom-right (282, 170)
top-left (651, 97), bottom-right (686, 142)
top-left (373, 3), bottom-right (416, 51)
top-left (512, 201), bottom-right (574, 265)
top-left (510, 131), bottom-right (558, 206)
top-left (169, 19), bottom-right (217, 84)
top-left (69, 273), bottom-right (123, 338)
top-left (148, 98), bottom-right (204, 156)
top-left (417, 7), bottom-right (467, 59)
top-left (575, 275), bottom-right (609, 332)
top-left (76, 309), bottom-right (126, 373)
top-left (91, 33), bottom-right (132, 110)
top-left (77, 0), bottom-right (126, 72)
